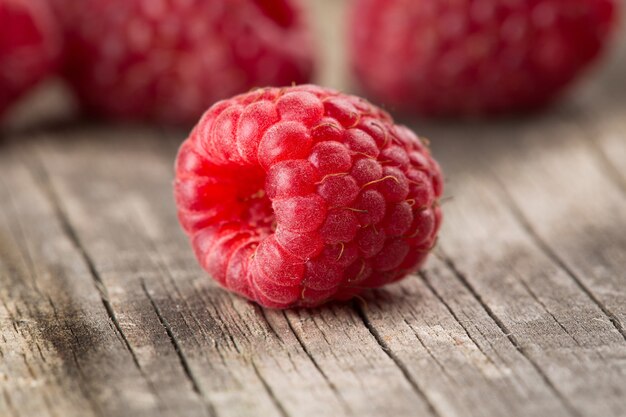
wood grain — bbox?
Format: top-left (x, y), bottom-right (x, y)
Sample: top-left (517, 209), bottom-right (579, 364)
top-left (1, 1), bottom-right (625, 416)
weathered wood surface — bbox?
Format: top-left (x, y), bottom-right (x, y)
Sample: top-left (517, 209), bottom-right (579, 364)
top-left (1, 2), bottom-right (625, 416)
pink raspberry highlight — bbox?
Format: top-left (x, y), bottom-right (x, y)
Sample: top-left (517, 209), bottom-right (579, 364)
top-left (175, 85), bottom-right (444, 308)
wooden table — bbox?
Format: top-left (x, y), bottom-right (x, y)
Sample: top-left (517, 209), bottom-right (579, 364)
top-left (1, 2), bottom-right (625, 417)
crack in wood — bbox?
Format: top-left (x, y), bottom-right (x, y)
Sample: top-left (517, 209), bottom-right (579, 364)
top-left (27, 160), bottom-right (149, 370)
top-left (2, 387), bottom-right (19, 417)
top-left (400, 316), bottom-right (455, 381)
top-left (0, 172), bottom-right (51, 302)
top-left (280, 311), bottom-right (351, 413)
top-left (125, 201), bottom-right (215, 355)
top-left (45, 295), bottom-right (106, 417)
top-left (0, 167), bottom-right (105, 417)
top-left (141, 279), bottom-right (217, 417)
top-left (23, 156), bottom-right (176, 417)
top-left (257, 308), bottom-right (285, 345)
top-left (515, 275), bottom-right (584, 349)
top-left (440, 253), bottom-right (582, 417)
top-left (250, 361), bottom-right (289, 417)
top-left (495, 181), bottom-right (626, 343)
top-left (352, 301), bottom-right (442, 417)
top-left (418, 271), bottom-right (499, 369)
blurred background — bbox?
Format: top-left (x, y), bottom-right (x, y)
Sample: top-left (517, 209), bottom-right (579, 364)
top-left (3, 0), bottom-right (622, 131)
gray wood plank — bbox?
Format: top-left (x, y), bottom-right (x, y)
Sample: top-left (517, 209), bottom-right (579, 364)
top-left (487, 116), bottom-right (626, 340)
top-left (29, 128), bottom-right (438, 417)
top-left (25, 117), bottom-right (625, 417)
top-left (0, 144), bottom-right (162, 417)
top-left (29, 130), bottom-right (279, 417)
top-left (354, 266), bottom-right (574, 417)
top-left (416, 122), bottom-right (626, 417)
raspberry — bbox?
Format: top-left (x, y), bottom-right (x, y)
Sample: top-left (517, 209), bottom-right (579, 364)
top-left (0, 0), bottom-right (61, 118)
top-left (349, 0), bottom-right (616, 116)
top-left (53, 0), bottom-right (314, 124)
top-left (175, 85), bottom-right (444, 308)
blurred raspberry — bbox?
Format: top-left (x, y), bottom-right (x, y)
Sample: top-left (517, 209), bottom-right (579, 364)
top-left (349, 0), bottom-right (617, 116)
top-left (54, 0), bottom-right (315, 124)
top-left (175, 85), bottom-right (444, 308)
top-left (0, 0), bottom-right (61, 118)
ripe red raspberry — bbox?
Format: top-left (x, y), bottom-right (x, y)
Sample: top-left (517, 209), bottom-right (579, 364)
top-left (175, 85), bottom-right (444, 308)
top-left (0, 0), bottom-right (61, 118)
top-left (349, 0), bottom-right (617, 116)
top-left (54, 0), bottom-right (314, 124)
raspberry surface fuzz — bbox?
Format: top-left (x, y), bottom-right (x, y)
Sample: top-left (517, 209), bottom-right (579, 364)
top-left (54, 0), bottom-right (314, 124)
top-left (349, 0), bottom-right (616, 116)
top-left (0, 0), bottom-right (61, 118)
top-left (175, 85), bottom-right (443, 308)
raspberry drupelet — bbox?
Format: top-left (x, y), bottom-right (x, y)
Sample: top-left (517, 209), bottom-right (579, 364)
top-left (175, 85), bottom-right (444, 308)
